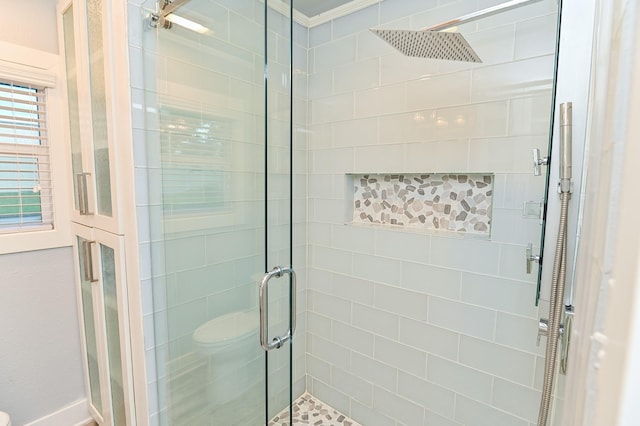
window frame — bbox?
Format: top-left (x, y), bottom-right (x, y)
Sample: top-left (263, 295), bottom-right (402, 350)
top-left (0, 42), bottom-right (71, 254)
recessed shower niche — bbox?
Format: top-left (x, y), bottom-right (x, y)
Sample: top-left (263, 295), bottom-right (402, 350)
top-left (351, 173), bottom-right (494, 235)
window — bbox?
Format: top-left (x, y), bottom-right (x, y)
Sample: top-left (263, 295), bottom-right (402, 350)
top-left (0, 80), bottom-right (53, 232)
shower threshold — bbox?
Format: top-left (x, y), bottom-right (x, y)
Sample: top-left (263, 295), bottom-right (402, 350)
top-left (269, 392), bottom-right (361, 426)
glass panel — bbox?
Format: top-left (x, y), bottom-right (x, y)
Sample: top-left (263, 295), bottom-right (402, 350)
top-left (77, 236), bottom-right (103, 415)
top-left (85, 0), bottom-right (112, 216)
top-left (266, 0), bottom-right (293, 423)
top-left (62, 6), bottom-right (83, 211)
top-left (100, 243), bottom-right (126, 425)
top-left (142, 0), bottom-right (273, 423)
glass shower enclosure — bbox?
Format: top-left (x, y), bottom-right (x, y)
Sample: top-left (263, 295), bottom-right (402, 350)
top-left (141, 0), bottom-right (295, 423)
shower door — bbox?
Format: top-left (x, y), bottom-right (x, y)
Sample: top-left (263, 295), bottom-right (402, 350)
top-left (141, 0), bottom-right (294, 424)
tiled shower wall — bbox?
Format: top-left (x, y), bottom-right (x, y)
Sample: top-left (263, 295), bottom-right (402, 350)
top-left (305, 0), bottom-right (562, 425)
top-left (127, 0), bottom-right (308, 422)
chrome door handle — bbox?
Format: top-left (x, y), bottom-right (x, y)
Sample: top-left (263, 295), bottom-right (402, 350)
top-left (76, 172), bottom-right (92, 215)
top-left (81, 240), bottom-right (98, 283)
top-left (259, 266), bottom-right (296, 351)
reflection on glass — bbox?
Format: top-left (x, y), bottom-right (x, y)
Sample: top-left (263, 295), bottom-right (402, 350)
top-left (85, 0), bottom-right (112, 216)
top-left (100, 244), bottom-right (126, 425)
top-left (63, 6), bottom-right (83, 210)
top-left (77, 236), bottom-right (103, 415)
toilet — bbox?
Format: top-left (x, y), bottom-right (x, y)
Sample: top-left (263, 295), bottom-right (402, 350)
top-left (192, 310), bottom-right (260, 406)
top-left (0, 411), bottom-right (10, 426)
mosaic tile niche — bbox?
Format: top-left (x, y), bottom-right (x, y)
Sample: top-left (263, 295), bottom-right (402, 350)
top-left (352, 173), bottom-right (494, 235)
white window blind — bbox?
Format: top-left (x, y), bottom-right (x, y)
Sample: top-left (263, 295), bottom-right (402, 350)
top-left (0, 80), bottom-right (53, 232)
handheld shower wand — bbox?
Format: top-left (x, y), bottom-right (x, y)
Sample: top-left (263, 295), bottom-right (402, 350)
top-left (538, 102), bottom-right (572, 426)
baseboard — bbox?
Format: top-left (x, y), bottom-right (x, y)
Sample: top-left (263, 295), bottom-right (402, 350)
top-left (23, 399), bottom-right (92, 426)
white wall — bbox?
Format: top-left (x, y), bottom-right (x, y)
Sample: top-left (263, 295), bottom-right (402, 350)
top-left (305, 0), bottom-right (563, 425)
top-left (0, 0), bottom-right (58, 54)
top-left (0, 248), bottom-right (86, 425)
top-left (0, 1), bottom-right (87, 424)
top-left (562, 0), bottom-right (640, 424)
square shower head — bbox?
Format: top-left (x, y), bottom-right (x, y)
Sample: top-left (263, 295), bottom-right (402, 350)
top-left (371, 28), bottom-right (482, 63)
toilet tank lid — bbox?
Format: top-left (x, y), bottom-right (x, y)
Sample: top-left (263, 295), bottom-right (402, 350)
top-left (193, 310), bottom-right (258, 344)
top-left (0, 411), bottom-right (10, 425)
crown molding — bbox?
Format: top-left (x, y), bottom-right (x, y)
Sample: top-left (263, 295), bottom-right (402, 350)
top-left (270, 0), bottom-right (383, 28)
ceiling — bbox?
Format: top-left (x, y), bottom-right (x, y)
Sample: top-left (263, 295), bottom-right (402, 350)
top-left (290, 0), bottom-right (361, 18)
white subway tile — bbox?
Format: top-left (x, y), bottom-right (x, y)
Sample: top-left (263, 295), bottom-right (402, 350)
top-left (375, 284), bottom-right (429, 321)
top-left (492, 378), bottom-right (541, 423)
top-left (380, 53), bottom-right (439, 86)
top-left (332, 273), bottom-right (375, 306)
top-left (495, 312), bottom-right (545, 356)
top-left (380, 0), bottom-right (437, 24)
top-left (491, 208), bottom-right (542, 245)
top-left (509, 94), bottom-right (554, 136)
top-left (428, 296), bottom-right (496, 340)
top-left (314, 35), bottom-right (357, 73)
top-left (378, 112), bottom-right (413, 145)
top-left (430, 236), bottom-right (500, 276)
top-left (459, 335), bottom-right (536, 386)
top-left (353, 252), bottom-right (403, 286)
top-left (357, 27), bottom-right (398, 61)
top-left (455, 395), bottom-right (528, 426)
top-left (427, 355), bottom-right (493, 403)
top-left (307, 123), bottom-right (332, 149)
top-left (398, 371), bottom-right (456, 419)
top-left (308, 70), bottom-right (333, 100)
top-left (310, 147), bottom-right (354, 173)
top-left (333, 4), bottom-right (380, 39)
top-left (425, 410), bottom-right (463, 426)
top-left (315, 198), bottom-right (350, 224)
top-left (354, 144), bottom-right (406, 172)
top-left (460, 272), bottom-right (538, 318)
top-left (310, 290), bottom-right (352, 324)
top-left (311, 93), bottom-right (355, 124)
top-left (402, 262), bottom-right (462, 300)
top-left (312, 380), bottom-right (352, 419)
top-left (502, 173), bottom-right (546, 210)
top-left (406, 72), bottom-right (472, 111)
top-left (307, 311), bottom-right (332, 340)
top-left (352, 303), bottom-right (400, 340)
top-left (412, 0), bottom-right (476, 29)
top-left (351, 351), bottom-right (398, 393)
top-left (399, 317), bottom-right (459, 360)
top-left (471, 56), bottom-right (555, 102)
top-left (375, 229), bottom-right (430, 263)
top-left (333, 224), bottom-right (377, 254)
top-left (310, 22), bottom-right (332, 47)
top-left (332, 367), bottom-right (374, 406)
top-left (355, 84), bottom-right (406, 118)
top-left (464, 24), bottom-right (515, 66)
top-left (515, 14), bottom-right (558, 60)
top-left (404, 140), bottom-right (470, 173)
top-left (333, 116), bottom-right (380, 147)
top-left (373, 386), bottom-right (426, 425)
top-left (468, 136), bottom-right (546, 173)
top-left (307, 354), bottom-right (332, 384)
top-left (351, 399), bottom-right (397, 426)
top-left (433, 101), bottom-right (509, 140)
top-left (375, 336), bottom-right (427, 377)
top-left (310, 334), bottom-right (351, 371)
top-left (333, 320), bottom-right (375, 357)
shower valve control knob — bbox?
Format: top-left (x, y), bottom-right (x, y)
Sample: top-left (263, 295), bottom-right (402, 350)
top-left (533, 148), bottom-right (549, 176)
top-left (526, 243), bottom-right (541, 274)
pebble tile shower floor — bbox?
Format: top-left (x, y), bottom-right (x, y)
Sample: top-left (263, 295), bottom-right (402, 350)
top-left (269, 393), bottom-right (361, 426)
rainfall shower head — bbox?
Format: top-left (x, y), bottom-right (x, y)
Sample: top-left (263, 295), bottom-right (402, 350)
top-left (371, 0), bottom-right (543, 63)
top-left (370, 28), bottom-right (481, 62)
